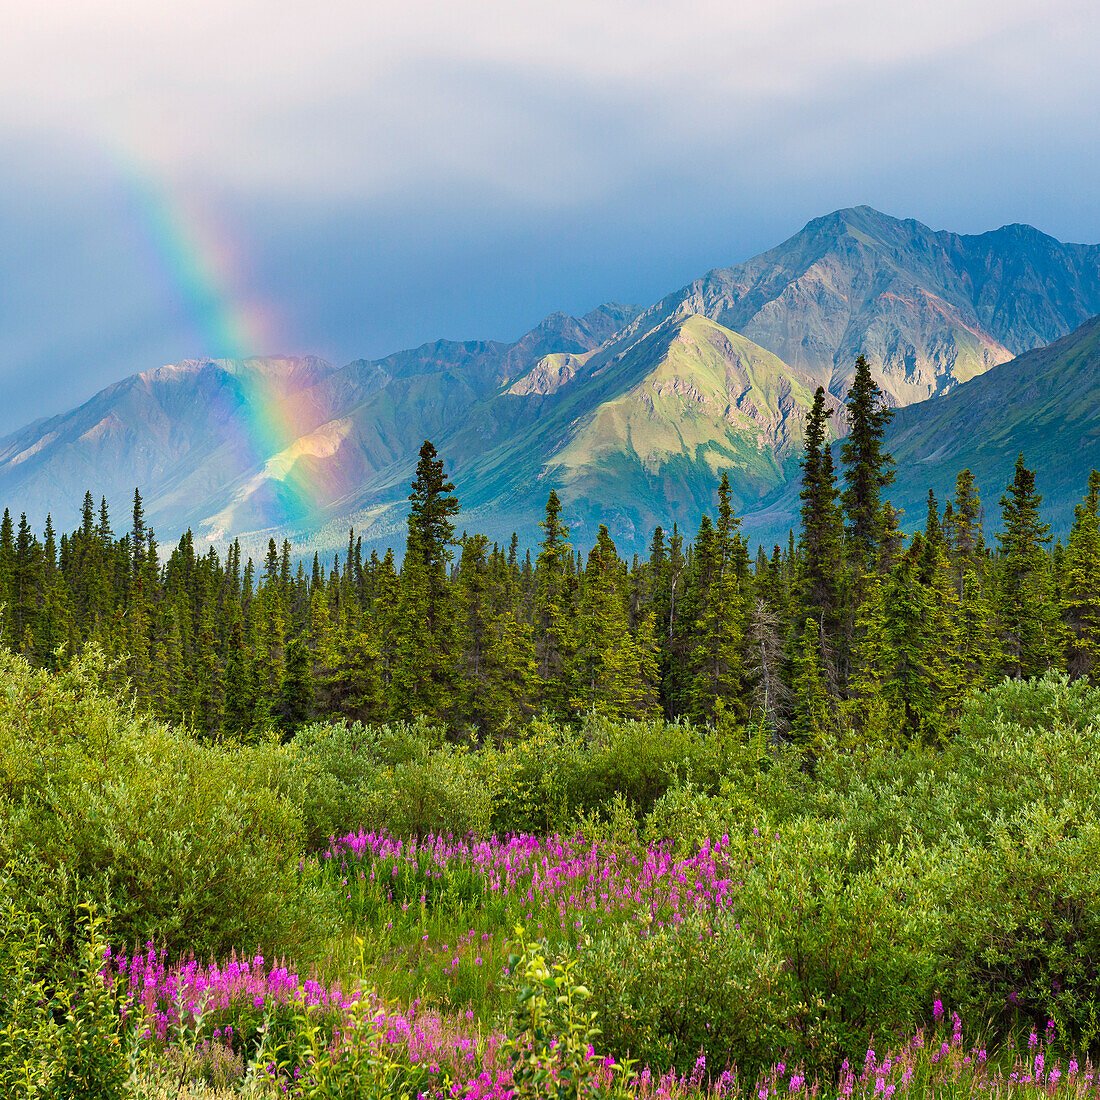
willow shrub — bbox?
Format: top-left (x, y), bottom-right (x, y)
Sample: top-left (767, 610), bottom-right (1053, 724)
top-left (574, 674), bottom-right (1100, 1073)
top-left (0, 646), bottom-right (310, 961)
top-left (570, 821), bottom-right (953, 1081)
top-left (802, 672), bottom-right (1100, 1046)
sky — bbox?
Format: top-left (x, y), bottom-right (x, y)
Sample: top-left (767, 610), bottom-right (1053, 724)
top-left (1, 0), bottom-right (1099, 435)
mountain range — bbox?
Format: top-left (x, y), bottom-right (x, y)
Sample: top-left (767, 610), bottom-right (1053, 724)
top-left (2, 206), bottom-right (1099, 556)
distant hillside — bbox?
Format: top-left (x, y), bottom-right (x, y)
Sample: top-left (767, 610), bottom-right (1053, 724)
top-left (883, 313), bottom-right (1100, 537)
top-left (2, 207), bottom-right (1098, 557)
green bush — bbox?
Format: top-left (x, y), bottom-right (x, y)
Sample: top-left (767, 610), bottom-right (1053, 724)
top-left (476, 718), bottom-right (588, 835)
top-left (576, 820), bottom-right (954, 1079)
top-left (0, 646), bottom-right (310, 961)
top-left (0, 873), bottom-right (55, 1100)
top-left (0, 894), bottom-right (130, 1100)
top-left (575, 915), bottom-right (794, 1081)
top-left (502, 936), bottom-right (635, 1100)
top-left (937, 806), bottom-right (1100, 1047)
top-left (285, 720), bottom-right (384, 847)
top-left (49, 908), bottom-right (130, 1100)
top-left (284, 717), bottom-right (496, 843)
top-left (382, 744), bottom-right (493, 838)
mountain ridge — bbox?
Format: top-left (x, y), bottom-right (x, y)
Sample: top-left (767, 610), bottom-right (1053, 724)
top-left (2, 207), bottom-right (1099, 555)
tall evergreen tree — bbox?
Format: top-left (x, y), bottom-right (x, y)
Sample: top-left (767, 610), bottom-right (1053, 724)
top-left (570, 525), bottom-right (658, 719)
top-left (223, 621), bottom-right (259, 738)
top-left (533, 491), bottom-right (575, 713)
top-left (788, 617), bottom-right (831, 751)
top-left (272, 636), bottom-right (315, 736)
top-left (995, 454), bottom-right (1063, 679)
top-left (797, 387), bottom-right (843, 635)
top-left (1062, 470), bottom-right (1100, 679)
top-left (951, 468), bottom-right (985, 594)
top-left (840, 354), bottom-right (895, 577)
top-left (392, 440), bottom-right (460, 719)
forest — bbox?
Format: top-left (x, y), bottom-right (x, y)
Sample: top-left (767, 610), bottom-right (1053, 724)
top-left (2, 356), bottom-right (1100, 1098)
top-left (1, 356), bottom-right (1097, 746)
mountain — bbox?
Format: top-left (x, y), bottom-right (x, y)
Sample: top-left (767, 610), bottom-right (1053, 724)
top-left (0, 304), bottom-right (648, 548)
top-left (881, 313), bottom-right (1100, 537)
top-left (2, 208), bottom-right (1098, 556)
top-left (623, 205), bottom-right (1100, 409)
top-left (414, 314), bottom-right (835, 549)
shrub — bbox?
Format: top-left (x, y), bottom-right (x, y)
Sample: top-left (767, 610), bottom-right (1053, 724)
top-left (502, 935), bottom-right (636, 1099)
top-left (49, 908), bottom-right (130, 1100)
top-left (285, 720), bottom-right (385, 848)
top-left (0, 646), bottom-right (310, 961)
top-left (0, 872), bottom-right (55, 1100)
top-left (576, 915), bottom-right (795, 1081)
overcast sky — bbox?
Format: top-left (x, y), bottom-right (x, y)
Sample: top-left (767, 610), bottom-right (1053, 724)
top-left (1, 0), bottom-right (1098, 434)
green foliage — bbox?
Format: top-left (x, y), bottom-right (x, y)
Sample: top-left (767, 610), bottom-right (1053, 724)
top-left (503, 934), bottom-right (635, 1100)
top-left (840, 353), bottom-right (895, 574)
top-left (49, 908), bottom-right (130, 1100)
top-left (286, 720), bottom-right (384, 848)
top-left (0, 871), bottom-right (55, 1100)
top-left (269, 990), bottom-right (434, 1100)
top-left (385, 744), bottom-right (494, 838)
top-left (1, 897), bottom-right (130, 1100)
top-left (289, 717), bottom-right (492, 841)
top-left (0, 646), bottom-right (309, 961)
top-left (996, 453), bottom-right (1065, 679)
top-left (1062, 469), bottom-right (1100, 679)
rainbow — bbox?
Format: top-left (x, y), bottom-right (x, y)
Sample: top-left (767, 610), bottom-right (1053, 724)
top-left (120, 157), bottom-right (321, 530)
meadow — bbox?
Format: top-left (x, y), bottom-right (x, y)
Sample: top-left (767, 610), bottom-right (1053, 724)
top-left (3, 642), bottom-right (1100, 1098)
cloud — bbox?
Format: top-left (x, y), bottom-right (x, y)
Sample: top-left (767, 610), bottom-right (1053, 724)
top-left (3, 0), bottom-right (1097, 205)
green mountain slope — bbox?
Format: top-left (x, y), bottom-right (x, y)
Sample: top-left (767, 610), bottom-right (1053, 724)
top-left (882, 314), bottom-right (1100, 536)
top-left (321, 315), bottom-right (838, 552)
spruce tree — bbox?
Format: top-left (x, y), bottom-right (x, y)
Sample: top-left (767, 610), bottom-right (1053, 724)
top-left (995, 454), bottom-right (1063, 679)
top-left (1062, 470), bottom-right (1100, 679)
top-left (797, 387), bottom-right (843, 635)
top-left (957, 567), bottom-right (1000, 688)
top-left (881, 542), bottom-right (951, 744)
top-left (788, 617), bottom-right (831, 751)
top-left (570, 525), bottom-right (658, 718)
top-left (223, 621), bottom-right (259, 739)
top-left (951, 468), bottom-right (985, 594)
top-left (0, 509), bottom-right (13, 644)
top-left (272, 636), bottom-right (314, 737)
top-left (392, 440), bottom-right (460, 720)
top-left (840, 355), bottom-right (895, 577)
top-left (533, 491), bottom-right (575, 713)
top-left (12, 513), bottom-right (43, 649)
top-left (319, 628), bottom-right (385, 724)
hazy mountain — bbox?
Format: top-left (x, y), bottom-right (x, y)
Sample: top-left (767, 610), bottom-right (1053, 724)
top-left (0, 305), bottom-right (643, 544)
top-left (2, 208), bottom-right (1098, 556)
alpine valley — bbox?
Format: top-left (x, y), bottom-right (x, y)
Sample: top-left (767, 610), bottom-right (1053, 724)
top-left (3, 205), bottom-right (1099, 555)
